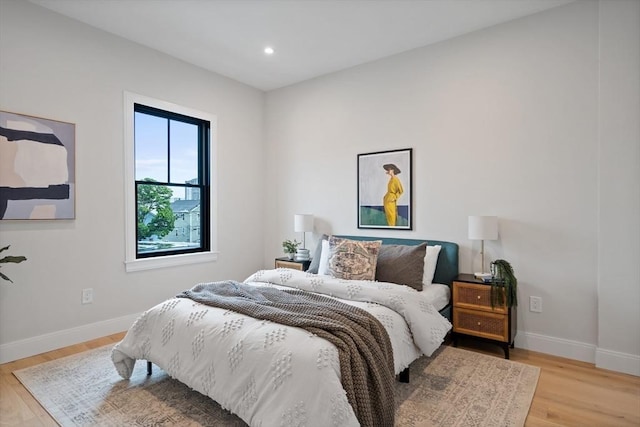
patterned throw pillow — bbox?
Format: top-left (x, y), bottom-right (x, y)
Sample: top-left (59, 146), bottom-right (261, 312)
top-left (326, 236), bottom-right (382, 281)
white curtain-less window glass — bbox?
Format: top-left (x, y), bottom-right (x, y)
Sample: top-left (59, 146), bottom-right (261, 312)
top-left (136, 183), bottom-right (202, 255)
top-left (169, 120), bottom-right (199, 187)
top-left (134, 106), bottom-right (209, 258)
top-left (134, 112), bottom-right (168, 182)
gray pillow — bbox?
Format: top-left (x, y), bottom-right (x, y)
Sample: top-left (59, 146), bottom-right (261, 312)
top-left (375, 243), bottom-right (427, 291)
top-left (306, 234), bottom-right (328, 273)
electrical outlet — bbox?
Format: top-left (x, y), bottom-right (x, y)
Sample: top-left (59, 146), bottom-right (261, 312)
top-left (529, 296), bottom-right (542, 313)
top-left (82, 288), bottom-right (93, 304)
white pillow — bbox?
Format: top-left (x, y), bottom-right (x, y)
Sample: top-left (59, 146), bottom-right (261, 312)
top-left (317, 239), bottom-right (331, 276)
top-left (422, 245), bottom-right (441, 287)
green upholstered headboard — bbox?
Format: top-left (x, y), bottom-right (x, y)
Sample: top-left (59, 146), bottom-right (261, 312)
top-left (335, 235), bottom-right (459, 286)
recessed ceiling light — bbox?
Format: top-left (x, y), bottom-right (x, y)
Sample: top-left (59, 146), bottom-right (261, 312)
top-left (264, 47), bottom-right (275, 55)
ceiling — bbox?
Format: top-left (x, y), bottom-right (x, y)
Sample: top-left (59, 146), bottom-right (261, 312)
top-left (29, 0), bottom-right (573, 91)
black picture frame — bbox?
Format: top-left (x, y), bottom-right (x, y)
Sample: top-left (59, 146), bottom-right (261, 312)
top-left (357, 148), bottom-right (412, 230)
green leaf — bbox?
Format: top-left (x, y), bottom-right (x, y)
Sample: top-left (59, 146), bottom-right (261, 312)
top-left (0, 271), bottom-right (13, 283)
top-left (0, 255), bottom-right (27, 264)
top-left (489, 259), bottom-right (518, 308)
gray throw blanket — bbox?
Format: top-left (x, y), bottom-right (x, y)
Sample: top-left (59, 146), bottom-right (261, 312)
top-left (177, 280), bottom-right (395, 427)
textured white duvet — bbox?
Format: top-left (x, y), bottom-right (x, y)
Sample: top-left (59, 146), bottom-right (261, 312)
top-left (112, 269), bottom-right (452, 427)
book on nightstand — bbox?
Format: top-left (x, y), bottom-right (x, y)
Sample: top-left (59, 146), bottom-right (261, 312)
top-left (474, 272), bottom-right (493, 280)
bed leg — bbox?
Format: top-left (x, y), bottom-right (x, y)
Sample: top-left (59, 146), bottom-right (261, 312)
top-left (147, 361), bottom-right (152, 376)
top-left (399, 367), bottom-right (410, 383)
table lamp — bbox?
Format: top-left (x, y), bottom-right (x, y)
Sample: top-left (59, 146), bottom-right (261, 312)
top-left (468, 215), bottom-right (498, 279)
top-left (294, 214), bottom-right (314, 261)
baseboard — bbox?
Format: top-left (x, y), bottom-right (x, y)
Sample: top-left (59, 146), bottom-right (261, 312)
top-left (515, 330), bottom-right (596, 364)
top-left (596, 347), bottom-right (640, 376)
top-left (516, 331), bottom-right (640, 376)
top-left (0, 313), bottom-right (140, 364)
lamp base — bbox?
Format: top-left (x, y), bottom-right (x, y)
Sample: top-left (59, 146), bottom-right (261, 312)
top-left (295, 248), bottom-right (310, 261)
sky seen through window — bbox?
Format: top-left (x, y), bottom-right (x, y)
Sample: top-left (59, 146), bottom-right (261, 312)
top-left (134, 111), bottom-right (198, 200)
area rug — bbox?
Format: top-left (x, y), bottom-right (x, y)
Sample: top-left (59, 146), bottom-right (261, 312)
top-left (14, 345), bottom-right (539, 426)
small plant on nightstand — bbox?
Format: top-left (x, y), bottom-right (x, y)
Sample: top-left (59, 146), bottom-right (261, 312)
top-left (490, 259), bottom-right (518, 308)
top-left (282, 239), bottom-right (301, 260)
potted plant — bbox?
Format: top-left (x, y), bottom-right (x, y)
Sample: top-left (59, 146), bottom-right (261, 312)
top-left (282, 239), bottom-right (301, 260)
top-left (0, 245), bottom-right (27, 283)
top-left (489, 259), bottom-right (517, 308)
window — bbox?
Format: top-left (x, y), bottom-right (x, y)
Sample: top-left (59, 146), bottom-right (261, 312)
top-left (124, 92), bottom-right (217, 271)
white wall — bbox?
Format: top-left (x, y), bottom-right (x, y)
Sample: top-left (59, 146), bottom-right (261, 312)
top-left (597, 0), bottom-right (640, 375)
top-left (265, 1), bottom-right (639, 373)
top-left (0, 1), bottom-right (265, 362)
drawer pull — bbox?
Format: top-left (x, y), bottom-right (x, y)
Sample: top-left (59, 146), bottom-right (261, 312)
top-left (477, 321), bottom-right (481, 326)
top-left (477, 295), bottom-right (481, 300)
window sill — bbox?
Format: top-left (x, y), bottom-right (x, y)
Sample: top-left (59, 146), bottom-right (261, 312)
top-left (125, 251), bottom-right (219, 272)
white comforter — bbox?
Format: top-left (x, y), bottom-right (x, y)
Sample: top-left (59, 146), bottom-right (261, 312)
top-left (112, 269), bottom-right (452, 427)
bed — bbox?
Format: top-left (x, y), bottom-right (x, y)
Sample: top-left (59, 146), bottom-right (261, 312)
top-left (112, 236), bottom-right (458, 427)
top-left (333, 235), bottom-right (458, 321)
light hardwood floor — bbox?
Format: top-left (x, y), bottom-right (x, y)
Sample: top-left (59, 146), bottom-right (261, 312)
top-left (1, 333), bottom-right (638, 426)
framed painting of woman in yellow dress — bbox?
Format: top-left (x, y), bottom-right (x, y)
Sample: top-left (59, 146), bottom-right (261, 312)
top-left (357, 148), bottom-right (412, 230)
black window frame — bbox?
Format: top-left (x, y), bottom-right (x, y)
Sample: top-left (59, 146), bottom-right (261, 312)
top-left (134, 103), bottom-right (210, 259)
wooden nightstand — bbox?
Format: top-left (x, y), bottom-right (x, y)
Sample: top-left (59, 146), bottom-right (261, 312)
top-left (452, 273), bottom-right (517, 359)
top-left (274, 257), bottom-right (311, 271)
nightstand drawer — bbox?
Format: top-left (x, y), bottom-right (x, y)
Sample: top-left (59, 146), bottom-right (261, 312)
top-left (274, 258), bottom-right (311, 271)
top-left (453, 308), bottom-right (508, 342)
top-left (453, 281), bottom-right (507, 314)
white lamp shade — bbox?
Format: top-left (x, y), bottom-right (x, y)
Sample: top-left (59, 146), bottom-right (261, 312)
top-left (294, 214), bottom-right (314, 232)
top-left (468, 216), bottom-right (498, 240)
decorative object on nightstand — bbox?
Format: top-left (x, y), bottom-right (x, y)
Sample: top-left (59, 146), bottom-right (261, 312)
top-left (294, 248), bottom-right (310, 261)
top-left (282, 239), bottom-right (300, 260)
top-left (294, 214), bottom-right (314, 260)
top-left (274, 257), bottom-right (311, 271)
top-left (468, 215), bottom-right (498, 279)
top-left (489, 259), bottom-right (518, 308)
top-left (452, 273), bottom-right (517, 359)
